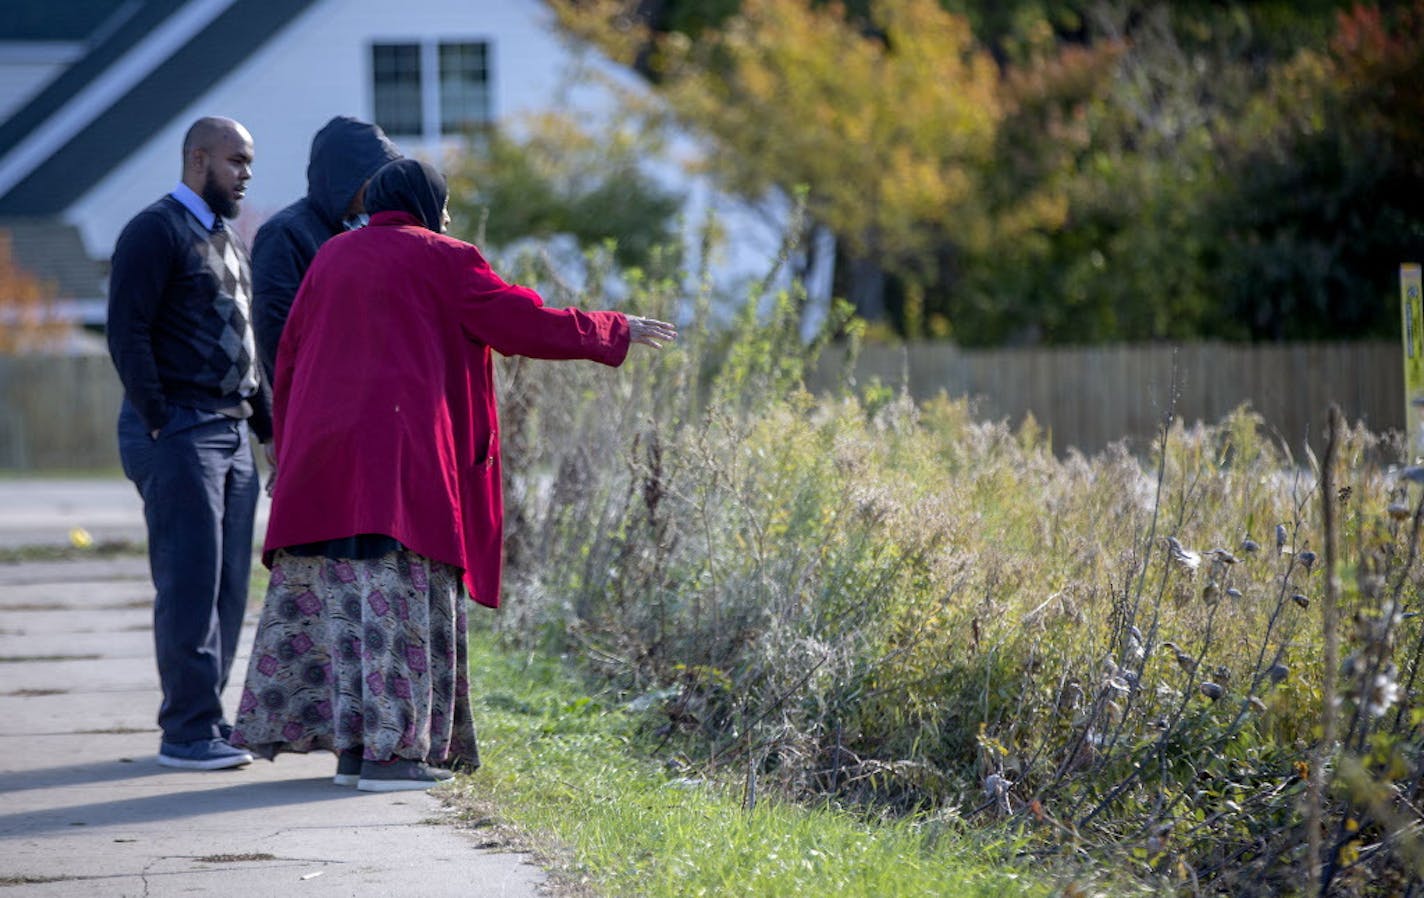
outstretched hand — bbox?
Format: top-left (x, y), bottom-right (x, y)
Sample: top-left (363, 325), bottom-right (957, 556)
top-left (627, 315), bottom-right (678, 349)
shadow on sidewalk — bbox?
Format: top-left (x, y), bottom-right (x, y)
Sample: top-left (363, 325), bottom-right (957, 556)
top-left (0, 773), bottom-right (365, 837)
top-left (0, 756), bottom-right (178, 794)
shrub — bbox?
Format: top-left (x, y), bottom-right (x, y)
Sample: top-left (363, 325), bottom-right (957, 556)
top-left (488, 239), bottom-right (1421, 895)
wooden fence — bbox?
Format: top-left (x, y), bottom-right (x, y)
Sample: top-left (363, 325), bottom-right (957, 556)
top-left (0, 353), bottom-right (123, 469)
top-left (809, 340), bottom-right (1399, 456)
top-left (0, 340), bottom-right (1402, 469)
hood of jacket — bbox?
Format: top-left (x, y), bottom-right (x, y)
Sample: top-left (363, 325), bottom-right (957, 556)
top-left (305, 116), bottom-right (402, 229)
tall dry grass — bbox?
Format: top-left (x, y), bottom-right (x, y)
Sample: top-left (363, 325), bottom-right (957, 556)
top-left (485, 238), bottom-right (1422, 896)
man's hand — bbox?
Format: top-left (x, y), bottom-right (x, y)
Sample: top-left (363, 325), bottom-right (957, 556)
top-left (263, 443), bottom-right (278, 497)
top-left (627, 315), bottom-right (678, 349)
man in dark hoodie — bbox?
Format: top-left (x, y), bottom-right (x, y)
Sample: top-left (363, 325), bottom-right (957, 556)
top-left (252, 116), bottom-right (401, 383)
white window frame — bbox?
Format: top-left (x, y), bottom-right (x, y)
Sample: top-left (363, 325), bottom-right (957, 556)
top-left (369, 37), bottom-right (494, 148)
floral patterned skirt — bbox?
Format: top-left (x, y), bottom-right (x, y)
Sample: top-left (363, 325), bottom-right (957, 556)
top-left (231, 549), bottom-right (480, 769)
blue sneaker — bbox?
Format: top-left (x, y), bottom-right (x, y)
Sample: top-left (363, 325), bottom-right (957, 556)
top-left (158, 738), bottom-right (253, 770)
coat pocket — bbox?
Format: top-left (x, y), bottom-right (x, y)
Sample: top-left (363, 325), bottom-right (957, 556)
top-left (474, 429), bottom-right (498, 470)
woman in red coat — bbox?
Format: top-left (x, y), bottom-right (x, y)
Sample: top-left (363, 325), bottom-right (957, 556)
top-left (231, 159), bottom-right (675, 791)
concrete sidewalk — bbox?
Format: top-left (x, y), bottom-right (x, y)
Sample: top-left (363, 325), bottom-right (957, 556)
top-left (0, 477), bottom-right (266, 550)
top-left (0, 483), bottom-right (547, 897)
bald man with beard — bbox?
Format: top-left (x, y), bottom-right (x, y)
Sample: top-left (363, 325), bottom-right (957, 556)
top-left (107, 116), bottom-right (268, 771)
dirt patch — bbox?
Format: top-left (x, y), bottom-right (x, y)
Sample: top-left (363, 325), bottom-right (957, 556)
top-left (0, 688), bottom-right (67, 696)
top-left (0, 874), bottom-right (79, 887)
top-left (195, 853), bottom-right (279, 864)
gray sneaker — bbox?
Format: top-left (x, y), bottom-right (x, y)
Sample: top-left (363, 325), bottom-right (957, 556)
top-left (158, 738), bottom-right (253, 770)
top-left (333, 748), bottom-right (363, 786)
top-left (356, 758), bottom-right (455, 792)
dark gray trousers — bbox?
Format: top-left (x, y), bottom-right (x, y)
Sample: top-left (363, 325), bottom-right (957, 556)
top-left (118, 400), bottom-right (258, 744)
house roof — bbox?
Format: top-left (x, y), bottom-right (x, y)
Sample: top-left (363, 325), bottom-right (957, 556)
top-left (0, 0), bottom-right (189, 166)
top-left (0, 0), bottom-right (319, 217)
top-left (0, 1), bottom-right (138, 42)
top-left (0, 219), bottom-right (105, 299)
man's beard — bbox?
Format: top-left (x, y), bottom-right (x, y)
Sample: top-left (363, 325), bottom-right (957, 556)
top-left (201, 168), bottom-right (239, 220)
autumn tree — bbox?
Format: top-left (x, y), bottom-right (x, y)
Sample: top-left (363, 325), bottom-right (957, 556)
top-left (0, 231), bottom-right (66, 354)
top-left (559, 0), bottom-right (1005, 322)
top-left (553, 0), bottom-right (1419, 343)
top-left (1203, 0), bottom-right (1424, 340)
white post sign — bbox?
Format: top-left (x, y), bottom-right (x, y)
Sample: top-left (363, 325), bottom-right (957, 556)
top-left (1403, 263), bottom-right (1424, 459)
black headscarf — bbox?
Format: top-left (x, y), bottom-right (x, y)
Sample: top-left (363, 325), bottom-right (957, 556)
top-left (364, 158), bottom-right (447, 232)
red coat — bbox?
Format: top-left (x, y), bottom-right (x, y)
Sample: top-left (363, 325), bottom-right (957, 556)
top-left (264, 210), bottom-right (630, 607)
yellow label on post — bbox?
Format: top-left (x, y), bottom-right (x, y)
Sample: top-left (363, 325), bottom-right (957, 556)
top-left (1404, 263), bottom-right (1424, 458)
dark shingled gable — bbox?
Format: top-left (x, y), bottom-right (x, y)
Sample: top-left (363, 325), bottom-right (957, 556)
top-left (0, 0), bottom-right (189, 163)
top-left (0, 219), bottom-right (106, 299)
top-left (0, 0), bottom-right (320, 217)
top-left (0, 0), bottom-right (137, 41)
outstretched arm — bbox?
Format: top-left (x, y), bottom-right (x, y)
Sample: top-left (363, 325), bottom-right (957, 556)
top-left (454, 250), bottom-right (676, 363)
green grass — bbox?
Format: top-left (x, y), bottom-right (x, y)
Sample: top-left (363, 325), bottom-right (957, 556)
top-left (0, 540), bottom-right (144, 564)
top-left (248, 562), bottom-right (270, 609)
top-left (445, 627), bottom-right (1066, 898)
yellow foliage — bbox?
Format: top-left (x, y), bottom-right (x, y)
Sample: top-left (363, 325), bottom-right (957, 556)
top-left (659, 0), bottom-right (1002, 261)
top-left (0, 231), bottom-right (66, 355)
top-left (548, 0), bottom-right (651, 67)
top-left (546, 0), bottom-right (1125, 281)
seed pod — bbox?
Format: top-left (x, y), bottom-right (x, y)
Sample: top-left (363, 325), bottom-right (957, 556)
top-left (1165, 536), bottom-right (1201, 573)
top-left (1172, 648), bottom-right (1197, 674)
top-left (1199, 682), bottom-right (1224, 701)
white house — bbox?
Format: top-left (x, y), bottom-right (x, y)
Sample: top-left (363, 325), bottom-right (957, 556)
top-left (0, 0), bottom-right (666, 256)
top-left (0, 0), bottom-right (823, 325)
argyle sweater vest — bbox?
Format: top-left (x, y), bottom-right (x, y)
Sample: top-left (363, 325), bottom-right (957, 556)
top-left (107, 196), bottom-right (272, 439)
top-left (207, 220), bottom-right (260, 398)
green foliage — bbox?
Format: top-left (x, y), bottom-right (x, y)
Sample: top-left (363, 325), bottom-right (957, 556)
top-left (485, 226), bottom-right (1424, 891)
top-left (447, 630), bottom-right (1063, 897)
top-left (445, 112), bottom-right (682, 269)
top-left (1203, 3), bottom-right (1424, 340)
top-left (551, 0), bottom-right (1423, 344)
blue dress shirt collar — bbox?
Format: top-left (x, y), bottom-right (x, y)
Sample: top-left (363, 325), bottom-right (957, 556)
top-left (170, 183), bottom-right (217, 231)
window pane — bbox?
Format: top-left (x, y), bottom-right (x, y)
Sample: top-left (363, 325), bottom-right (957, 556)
top-left (372, 43), bottom-right (422, 137)
top-left (439, 41), bottom-right (491, 135)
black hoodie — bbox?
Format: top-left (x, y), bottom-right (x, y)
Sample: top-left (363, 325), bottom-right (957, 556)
top-left (251, 116), bottom-right (400, 383)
